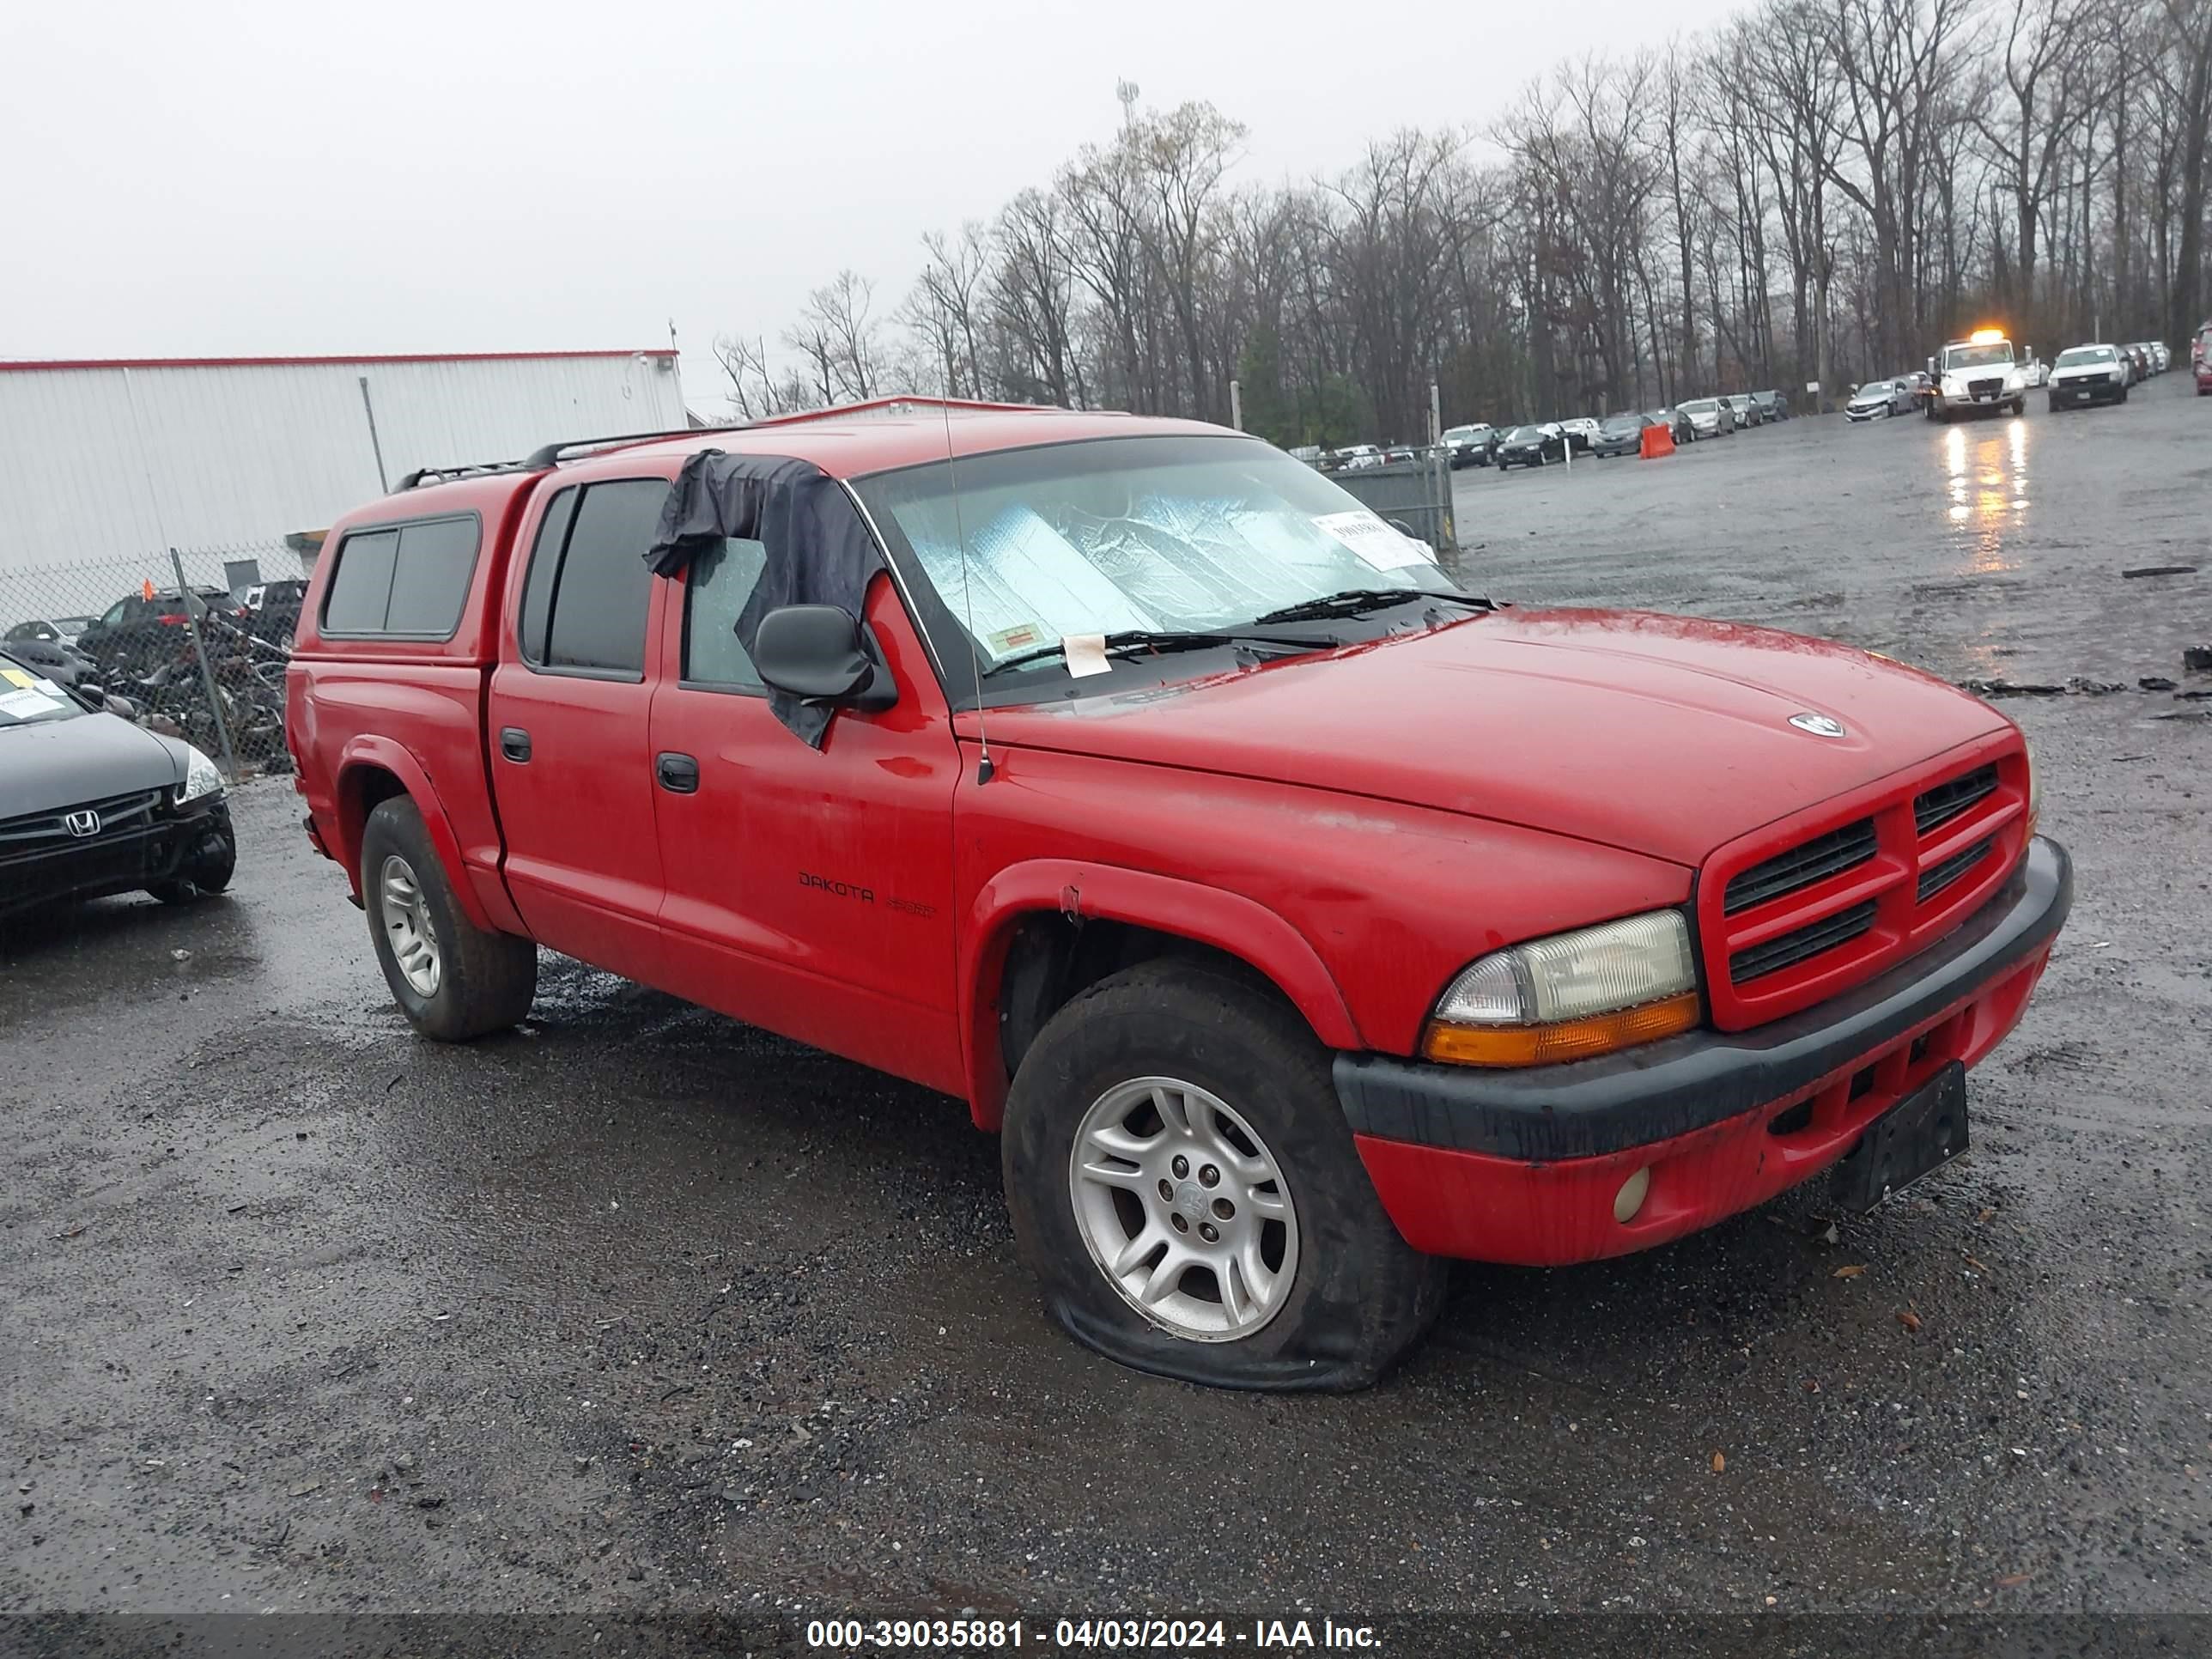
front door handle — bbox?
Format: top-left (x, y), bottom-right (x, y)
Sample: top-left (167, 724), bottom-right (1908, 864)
top-left (655, 751), bottom-right (700, 794)
top-left (499, 726), bottom-right (532, 763)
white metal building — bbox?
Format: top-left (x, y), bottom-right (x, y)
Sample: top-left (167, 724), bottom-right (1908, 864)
top-left (0, 349), bottom-right (690, 581)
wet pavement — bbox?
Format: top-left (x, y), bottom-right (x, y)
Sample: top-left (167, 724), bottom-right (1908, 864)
top-left (3, 380), bottom-right (2209, 1641)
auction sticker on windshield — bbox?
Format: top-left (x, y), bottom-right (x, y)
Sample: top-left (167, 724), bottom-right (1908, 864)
top-left (0, 681), bottom-right (70, 720)
top-left (1312, 509), bottom-right (1431, 571)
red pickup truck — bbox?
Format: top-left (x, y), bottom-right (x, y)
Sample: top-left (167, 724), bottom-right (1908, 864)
top-left (288, 398), bottom-right (2070, 1389)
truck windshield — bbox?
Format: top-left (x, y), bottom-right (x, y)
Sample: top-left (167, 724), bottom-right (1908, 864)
top-left (852, 435), bottom-right (1452, 671)
top-left (1943, 343), bottom-right (2013, 369)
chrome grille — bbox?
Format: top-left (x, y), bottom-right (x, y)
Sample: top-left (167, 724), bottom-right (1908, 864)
top-left (0, 787), bottom-right (166, 866)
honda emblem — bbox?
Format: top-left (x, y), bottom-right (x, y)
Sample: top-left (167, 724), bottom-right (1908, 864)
top-left (64, 809), bottom-right (100, 837)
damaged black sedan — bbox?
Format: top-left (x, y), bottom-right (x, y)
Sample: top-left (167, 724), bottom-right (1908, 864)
top-left (0, 651), bottom-right (236, 923)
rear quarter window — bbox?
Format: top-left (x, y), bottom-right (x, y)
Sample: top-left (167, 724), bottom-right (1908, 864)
top-left (319, 514), bottom-right (482, 638)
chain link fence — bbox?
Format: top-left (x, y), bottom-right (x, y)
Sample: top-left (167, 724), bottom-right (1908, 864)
top-left (0, 543), bottom-right (307, 776)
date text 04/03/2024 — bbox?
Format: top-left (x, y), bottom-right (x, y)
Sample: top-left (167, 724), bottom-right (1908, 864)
top-left (803, 1618), bottom-right (1382, 1650)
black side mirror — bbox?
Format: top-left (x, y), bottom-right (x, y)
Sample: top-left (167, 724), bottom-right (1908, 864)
top-left (752, 605), bottom-right (896, 713)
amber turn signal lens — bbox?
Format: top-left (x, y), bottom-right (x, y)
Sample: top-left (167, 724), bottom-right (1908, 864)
top-left (1421, 991), bottom-right (1702, 1067)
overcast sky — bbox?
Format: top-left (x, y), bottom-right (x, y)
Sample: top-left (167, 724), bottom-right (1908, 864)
top-left (2, 0), bottom-right (1740, 410)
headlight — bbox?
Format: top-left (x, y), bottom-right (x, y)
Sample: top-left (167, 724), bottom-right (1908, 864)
top-left (177, 744), bottom-right (224, 804)
top-left (1424, 909), bottom-right (1701, 1067)
top-left (2022, 733), bottom-right (2040, 834)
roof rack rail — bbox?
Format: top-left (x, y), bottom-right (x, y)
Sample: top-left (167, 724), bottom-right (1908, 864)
top-left (392, 458), bottom-right (535, 491)
top-left (391, 424), bottom-right (750, 492)
top-left (517, 423), bottom-right (749, 471)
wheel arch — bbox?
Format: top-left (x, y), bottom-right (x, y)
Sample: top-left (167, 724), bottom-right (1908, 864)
top-left (959, 860), bottom-right (1363, 1131)
top-left (334, 738), bottom-right (496, 933)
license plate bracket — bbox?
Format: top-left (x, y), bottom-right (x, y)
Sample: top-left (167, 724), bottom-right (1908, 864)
top-left (1831, 1060), bottom-right (1968, 1212)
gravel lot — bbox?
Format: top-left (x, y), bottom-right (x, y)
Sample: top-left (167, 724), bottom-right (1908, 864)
top-left (3, 379), bottom-right (2208, 1650)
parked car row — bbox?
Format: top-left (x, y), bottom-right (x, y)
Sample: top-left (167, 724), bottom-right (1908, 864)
top-left (1438, 390), bottom-right (1789, 470)
top-left (2122, 340), bottom-right (2172, 380)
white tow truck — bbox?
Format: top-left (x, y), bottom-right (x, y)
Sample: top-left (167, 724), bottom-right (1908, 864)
top-left (1924, 327), bottom-right (2033, 422)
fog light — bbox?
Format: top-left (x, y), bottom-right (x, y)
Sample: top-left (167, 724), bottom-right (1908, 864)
top-left (1613, 1167), bottom-right (1650, 1224)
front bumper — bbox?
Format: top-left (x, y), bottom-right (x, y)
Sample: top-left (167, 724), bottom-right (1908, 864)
top-left (1932, 385), bottom-right (2022, 414)
top-left (2050, 378), bottom-right (2119, 402)
top-left (1335, 836), bottom-right (2070, 1266)
top-left (0, 793), bottom-right (234, 919)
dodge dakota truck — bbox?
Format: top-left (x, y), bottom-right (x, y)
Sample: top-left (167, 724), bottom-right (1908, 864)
top-left (287, 398), bottom-right (2071, 1389)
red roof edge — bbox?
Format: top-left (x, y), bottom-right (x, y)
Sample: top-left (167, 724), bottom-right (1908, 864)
top-left (0, 349), bottom-right (680, 373)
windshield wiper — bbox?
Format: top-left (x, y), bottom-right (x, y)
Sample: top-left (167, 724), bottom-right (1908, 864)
top-left (986, 628), bottom-right (1334, 678)
top-left (1249, 587), bottom-right (1492, 626)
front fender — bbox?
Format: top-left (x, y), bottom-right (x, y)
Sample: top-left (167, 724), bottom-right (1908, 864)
top-left (957, 859), bottom-right (1363, 1130)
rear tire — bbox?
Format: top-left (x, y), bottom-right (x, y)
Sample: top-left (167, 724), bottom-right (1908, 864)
top-left (1001, 959), bottom-right (1447, 1391)
top-left (360, 796), bottom-right (537, 1041)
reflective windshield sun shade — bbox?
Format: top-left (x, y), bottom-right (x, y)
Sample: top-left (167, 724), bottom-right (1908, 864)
top-left (855, 434), bottom-right (1445, 668)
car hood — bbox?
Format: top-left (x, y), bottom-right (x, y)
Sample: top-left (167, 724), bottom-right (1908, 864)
top-left (2051, 363), bottom-right (2112, 379)
top-left (981, 609), bottom-right (2011, 867)
top-left (0, 711), bottom-right (185, 819)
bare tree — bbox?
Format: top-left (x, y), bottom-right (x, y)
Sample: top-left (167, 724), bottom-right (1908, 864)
top-left (781, 270), bottom-right (881, 404)
top-left (1136, 101), bottom-right (1248, 421)
top-left (713, 332), bottom-right (817, 418)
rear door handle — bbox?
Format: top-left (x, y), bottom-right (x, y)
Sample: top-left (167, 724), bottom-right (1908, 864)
top-left (499, 726), bottom-right (532, 763)
top-left (655, 751), bottom-right (700, 794)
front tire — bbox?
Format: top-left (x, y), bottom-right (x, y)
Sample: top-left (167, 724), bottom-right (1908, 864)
top-left (360, 796), bottom-right (537, 1041)
top-left (1001, 960), bottom-right (1447, 1391)
top-left (149, 809), bottom-right (237, 905)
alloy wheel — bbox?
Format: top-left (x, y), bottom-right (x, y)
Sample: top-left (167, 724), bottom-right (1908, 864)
top-left (1067, 1076), bottom-right (1300, 1342)
top-left (378, 854), bottom-right (442, 998)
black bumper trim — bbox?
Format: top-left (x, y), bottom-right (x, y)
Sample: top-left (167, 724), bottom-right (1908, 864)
top-left (1334, 836), bottom-right (2071, 1164)
top-left (0, 799), bottom-right (234, 920)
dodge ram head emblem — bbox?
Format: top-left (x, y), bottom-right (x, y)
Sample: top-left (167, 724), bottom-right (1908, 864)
top-left (64, 810), bottom-right (100, 837)
top-left (1788, 713), bottom-right (1847, 738)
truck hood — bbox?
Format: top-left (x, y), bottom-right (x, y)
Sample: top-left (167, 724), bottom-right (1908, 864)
top-left (981, 609), bottom-right (2011, 867)
top-left (0, 711), bottom-right (186, 820)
